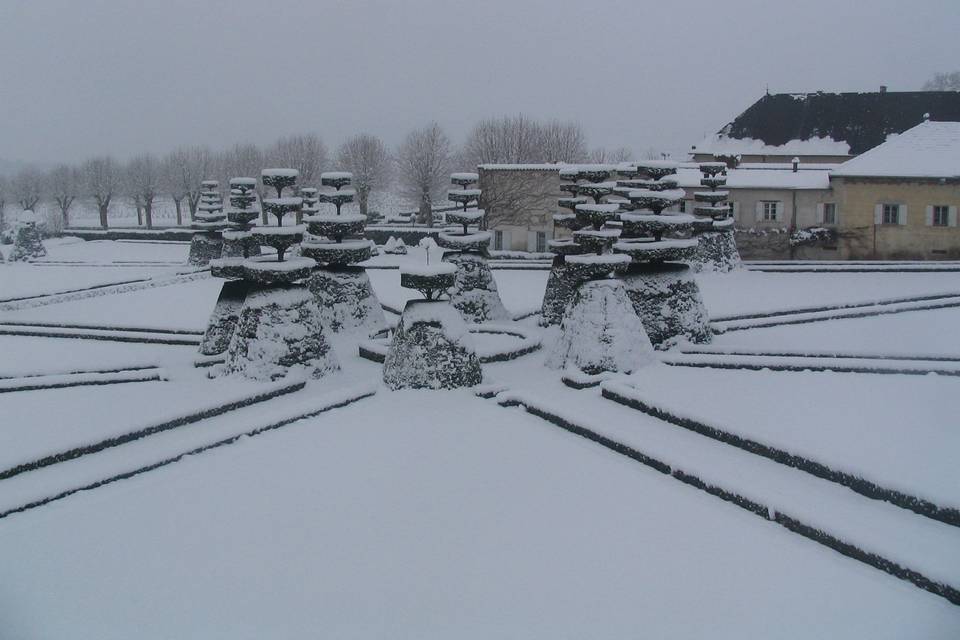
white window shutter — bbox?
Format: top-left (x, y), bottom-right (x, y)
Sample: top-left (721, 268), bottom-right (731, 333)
top-left (731, 201), bottom-right (739, 221)
top-left (874, 204), bottom-right (883, 224)
top-left (776, 201), bottom-right (783, 221)
top-left (526, 230), bottom-right (536, 252)
top-left (755, 202), bottom-right (763, 222)
top-left (925, 205), bottom-right (934, 226)
top-left (899, 205), bottom-right (907, 225)
top-left (816, 203), bottom-right (824, 224)
top-left (949, 206), bottom-right (958, 227)
top-left (503, 230), bottom-right (513, 250)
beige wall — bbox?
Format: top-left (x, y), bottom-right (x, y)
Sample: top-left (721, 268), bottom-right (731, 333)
top-left (681, 187), bottom-right (835, 230)
top-left (831, 177), bottom-right (960, 259)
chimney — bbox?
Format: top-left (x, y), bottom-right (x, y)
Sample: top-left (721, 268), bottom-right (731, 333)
top-left (791, 157), bottom-right (799, 173)
top-left (880, 85), bottom-right (888, 93)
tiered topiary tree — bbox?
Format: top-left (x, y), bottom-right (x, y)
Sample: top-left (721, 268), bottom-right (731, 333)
top-left (187, 180), bottom-right (229, 266)
top-left (299, 171), bottom-right (385, 334)
top-left (436, 172), bottom-right (510, 323)
top-left (542, 165), bottom-right (656, 376)
top-left (382, 262), bottom-right (482, 390)
top-left (299, 187), bottom-right (319, 225)
top-left (612, 160), bottom-right (711, 345)
top-left (205, 170), bottom-right (339, 380)
top-left (689, 162), bottom-right (742, 272)
top-left (198, 177), bottom-right (262, 356)
top-left (8, 210), bottom-right (46, 262)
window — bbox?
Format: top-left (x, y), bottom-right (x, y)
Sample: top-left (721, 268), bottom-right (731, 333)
top-left (882, 204), bottom-right (900, 225)
top-left (933, 205), bottom-right (949, 227)
top-left (536, 231), bottom-right (547, 253)
top-left (762, 201), bottom-right (779, 221)
top-left (494, 230), bottom-right (504, 250)
top-left (678, 200), bottom-right (686, 213)
top-left (823, 202), bottom-right (837, 225)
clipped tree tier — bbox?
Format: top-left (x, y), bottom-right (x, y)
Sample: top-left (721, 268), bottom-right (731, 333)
top-left (300, 239), bottom-right (373, 265)
top-left (201, 180), bottom-right (219, 189)
top-left (694, 190), bottom-right (729, 204)
top-left (574, 202), bottom-right (620, 228)
top-left (694, 204), bottom-right (731, 218)
top-left (616, 178), bottom-right (657, 190)
top-left (573, 228), bottom-right (621, 254)
top-left (616, 166), bottom-right (641, 179)
top-left (626, 188), bottom-right (685, 213)
top-left (552, 212), bottom-right (583, 230)
top-left (230, 177), bottom-right (257, 188)
top-left (699, 162), bottom-right (727, 176)
top-left (249, 227), bottom-right (304, 262)
top-left (565, 252), bottom-right (631, 280)
top-left (229, 194), bottom-right (257, 210)
top-left (613, 238), bottom-right (699, 262)
top-left (700, 176), bottom-right (727, 189)
top-left (262, 197), bottom-right (303, 224)
top-left (558, 196), bottom-right (588, 211)
top-left (446, 210), bottom-right (484, 226)
top-left (450, 172), bottom-right (479, 188)
top-left (227, 209), bottom-right (259, 225)
top-left (192, 220), bottom-right (229, 231)
top-left (576, 182), bottom-right (617, 203)
top-left (241, 256), bottom-right (316, 284)
top-left (547, 238), bottom-right (584, 255)
top-left (400, 263), bottom-right (457, 300)
top-left (448, 189), bottom-right (481, 209)
top-left (619, 212), bottom-right (695, 238)
top-left (320, 172), bottom-right (353, 190)
top-left (560, 166), bottom-right (612, 183)
top-left (437, 231), bottom-right (492, 252)
top-left (632, 161), bottom-right (678, 180)
top-left (210, 257), bottom-right (247, 280)
top-left (559, 183), bottom-right (581, 196)
top-left (304, 213), bottom-right (366, 240)
top-left (262, 169), bottom-right (299, 196)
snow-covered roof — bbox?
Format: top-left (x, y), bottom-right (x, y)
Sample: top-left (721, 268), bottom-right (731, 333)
top-left (831, 120), bottom-right (960, 179)
top-left (674, 167), bottom-right (831, 190)
top-left (691, 134), bottom-right (852, 158)
top-left (477, 163), bottom-right (567, 171)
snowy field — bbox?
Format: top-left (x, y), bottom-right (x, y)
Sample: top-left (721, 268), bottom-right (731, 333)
top-left (1, 237), bottom-right (959, 638)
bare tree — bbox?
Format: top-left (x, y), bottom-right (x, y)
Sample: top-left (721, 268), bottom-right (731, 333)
top-left (47, 164), bottom-right (81, 227)
top-left (539, 120), bottom-right (587, 163)
top-left (0, 175), bottom-right (8, 233)
top-left (588, 146), bottom-right (633, 163)
top-left (922, 71), bottom-right (960, 91)
top-left (82, 156), bottom-right (122, 229)
top-left (125, 154), bottom-right (162, 229)
top-left (480, 170), bottom-right (560, 231)
top-left (337, 133), bottom-right (390, 217)
top-left (13, 167), bottom-right (44, 210)
top-left (395, 123), bottom-right (452, 227)
top-left (267, 134), bottom-right (327, 186)
top-left (161, 151), bottom-right (189, 226)
top-left (462, 114), bottom-right (546, 166)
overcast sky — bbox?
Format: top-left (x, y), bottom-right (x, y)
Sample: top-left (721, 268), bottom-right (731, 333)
top-left (1, 0), bottom-right (958, 165)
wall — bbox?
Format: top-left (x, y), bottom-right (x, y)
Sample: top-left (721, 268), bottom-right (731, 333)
top-left (478, 168), bottom-right (562, 251)
top-left (832, 177), bottom-right (960, 259)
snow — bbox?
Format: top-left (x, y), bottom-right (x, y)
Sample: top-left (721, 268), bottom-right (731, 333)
top-left (261, 168), bottom-right (300, 178)
top-left (400, 301), bottom-right (473, 344)
top-left (320, 171), bottom-right (353, 180)
top-left (243, 256), bottom-right (316, 272)
top-left (566, 253), bottom-right (632, 265)
top-left (399, 263), bottom-right (457, 277)
top-left (262, 197), bottom-right (303, 207)
top-left (450, 172), bottom-right (479, 181)
top-left (831, 120), bottom-right (960, 178)
top-left (2, 391), bottom-right (957, 637)
top-left (621, 365), bottom-right (960, 509)
top-left (692, 133), bottom-right (852, 157)
top-left (2, 239), bottom-right (959, 634)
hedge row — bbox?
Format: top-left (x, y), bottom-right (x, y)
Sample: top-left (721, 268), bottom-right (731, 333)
top-left (663, 359), bottom-right (960, 377)
top-left (491, 392), bottom-right (960, 606)
top-left (0, 381), bottom-right (305, 481)
top-left (0, 387), bottom-right (376, 521)
top-left (601, 384), bottom-right (960, 528)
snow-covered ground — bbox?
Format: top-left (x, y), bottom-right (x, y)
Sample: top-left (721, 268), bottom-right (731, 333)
top-left (0, 237), bottom-right (957, 637)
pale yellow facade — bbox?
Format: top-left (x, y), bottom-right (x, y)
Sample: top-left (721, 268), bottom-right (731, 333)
top-left (831, 177), bottom-right (960, 259)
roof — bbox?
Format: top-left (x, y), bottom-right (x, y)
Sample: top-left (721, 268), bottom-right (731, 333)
top-left (831, 120), bottom-right (960, 179)
top-left (675, 166), bottom-right (832, 190)
top-left (693, 91), bottom-right (960, 158)
top-left (477, 163), bottom-right (567, 171)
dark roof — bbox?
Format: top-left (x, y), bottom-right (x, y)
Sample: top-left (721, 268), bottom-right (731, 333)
top-left (719, 91), bottom-right (960, 155)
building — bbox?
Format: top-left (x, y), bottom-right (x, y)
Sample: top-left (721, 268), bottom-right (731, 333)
top-left (828, 120), bottom-right (960, 259)
top-left (477, 164), bottom-right (562, 252)
top-left (691, 90), bottom-right (960, 165)
top-left (675, 162), bottom-right (835, 230)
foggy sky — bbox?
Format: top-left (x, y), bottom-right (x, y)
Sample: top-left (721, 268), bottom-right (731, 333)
top-left (1, 0), bottom-right (958, 165)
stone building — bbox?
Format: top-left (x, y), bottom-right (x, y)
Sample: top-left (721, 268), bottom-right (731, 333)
top-left (828, 120), bottom-right (960, 259)
top-left (691, 90), bottom-right (960, 165)
top-left (477, 164), bottom-right (562, 252)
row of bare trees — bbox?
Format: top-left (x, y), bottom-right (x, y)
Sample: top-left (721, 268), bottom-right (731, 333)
top-left (1, 116), bottom-right (638, 231)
